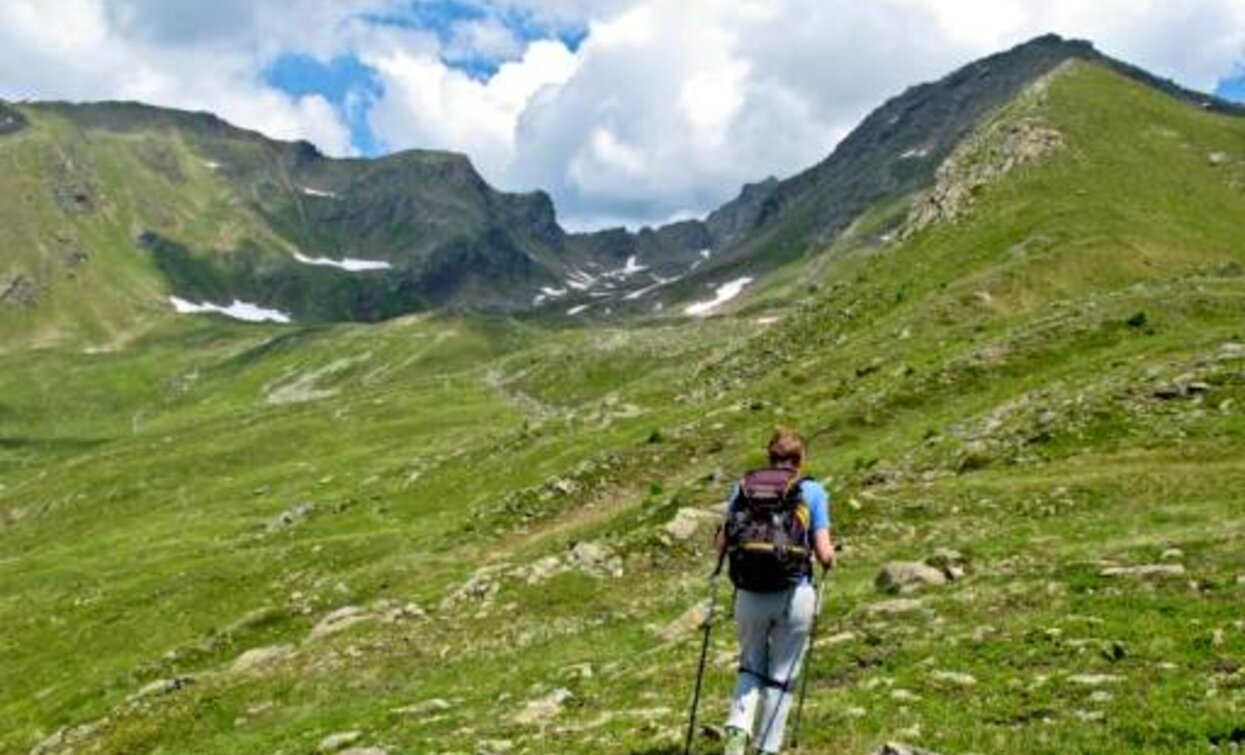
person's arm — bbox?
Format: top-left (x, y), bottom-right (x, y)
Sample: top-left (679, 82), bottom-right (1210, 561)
top-left (813, 528), bottom-right (836, 570)
top-left (808, 482), bottom-right (836, 570)
top-left (713, 482), bottom-right (740, 559)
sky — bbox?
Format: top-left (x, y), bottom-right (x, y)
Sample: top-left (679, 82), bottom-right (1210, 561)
top-left (2, 0), bottom-right (1244, 230)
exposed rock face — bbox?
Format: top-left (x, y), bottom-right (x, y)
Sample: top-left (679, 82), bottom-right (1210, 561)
top-left (0, 101), bottom-right (26, 135)
top-left (0, 272), bottom-right (39, 307)
top-left (905, 64), bottom-right (1067, 235)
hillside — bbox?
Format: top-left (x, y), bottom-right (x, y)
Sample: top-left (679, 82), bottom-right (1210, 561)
top-left (3, 48), bottom-right (1245, 755)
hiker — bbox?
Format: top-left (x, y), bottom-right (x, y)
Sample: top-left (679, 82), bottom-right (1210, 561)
top-left (716, 428), bottom-right (835, 755)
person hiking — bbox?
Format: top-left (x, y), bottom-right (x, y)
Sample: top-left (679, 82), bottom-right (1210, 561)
top-left (715, 427), bottom-right (835, 755)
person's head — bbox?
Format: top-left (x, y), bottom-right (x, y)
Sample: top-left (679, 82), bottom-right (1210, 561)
top-left (767, 426), bottom-right (806, 469)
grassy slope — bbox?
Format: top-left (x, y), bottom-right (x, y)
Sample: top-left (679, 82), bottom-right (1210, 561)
top-left (2, 61), bottom-right (1245, 755)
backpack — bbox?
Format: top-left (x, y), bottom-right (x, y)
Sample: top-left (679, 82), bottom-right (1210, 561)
top-left (724, 467), bottom-right (813, 592)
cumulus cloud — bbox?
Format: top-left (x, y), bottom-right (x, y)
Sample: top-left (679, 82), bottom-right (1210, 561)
top-left (2, 0), bottom-right (1244, 228)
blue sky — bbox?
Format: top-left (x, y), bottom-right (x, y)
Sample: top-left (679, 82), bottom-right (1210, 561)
top-left (1217, 70), bottom-right (1245, 103)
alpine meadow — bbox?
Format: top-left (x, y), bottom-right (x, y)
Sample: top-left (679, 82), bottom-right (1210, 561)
top-left (2, 31), bottom-right (1245, 755)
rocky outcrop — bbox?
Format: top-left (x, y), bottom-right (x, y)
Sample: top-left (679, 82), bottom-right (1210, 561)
top-left (905, 65), bottom-right (1067, 235)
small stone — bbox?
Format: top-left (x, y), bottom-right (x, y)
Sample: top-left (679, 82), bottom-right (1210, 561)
top-left (874, 740), bottom-right (942, 755)
top-left (1090, 690), bottom-right (1114, 703)
top-left (1067, 674), bottom-right (1123, 686)
top-left (890, 689), bottom-right (921, 702)
top-left (130, 676), bottom-right (194, 700)
top-left (658, 600), bottom-right (710, 641)
top-left (1099, 564), bottom-right (1185, 577)
top-left (319, 731), bottom-right (362, 752)
top-left (390, 698), bottom-right (452, 716)
top-left (867, 598), bottom-right (924, 616)
top-left (1208, 151), bottom-right (1230, 166)
top-left (1159, 548), bottom-right (1184, 561)
top-left (931, 670), bottom-right (977, 687)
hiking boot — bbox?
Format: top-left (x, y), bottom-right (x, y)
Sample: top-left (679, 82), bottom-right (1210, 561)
top-left (723, 726), bottom-right (750, 755)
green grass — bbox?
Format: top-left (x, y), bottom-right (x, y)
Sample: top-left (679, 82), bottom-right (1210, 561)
top-left (2, 61), bottom-right (1245, 755)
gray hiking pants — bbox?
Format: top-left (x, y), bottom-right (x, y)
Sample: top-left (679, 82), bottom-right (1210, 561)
top-left (726, 582), bottom-right (817, 753)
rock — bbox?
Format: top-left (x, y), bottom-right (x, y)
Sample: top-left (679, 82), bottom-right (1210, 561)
top-left (956, 441), bottom-right (993, 472)
top-left (1159, 548), bottom-right (1184, 561)
top-left (390, 698), bottom-right (452, 716)
top-left (874, 743), bottom-right (943, 755)
top-left (309, 606), bottom-right (374, 640)
top-left (925, 548), bottom-right (969, 580)
top-left (339, 749), bottom-right (388, 755)
top-left (29, 721), bottom-right (107, 755)
top-left (522, 555), bottom-right (563, 584)
top-left (267, 501), bottom-right (315, 532)
top-left (129, 676), bottom-right (194, 701)
top-left (931, 670), bottom-right (977, 687)
top-left (476, 739), bottom-right (515, 754)
top-left (867, 598), bottom-right (924, 616)
top-left (658, 600), bottom-right (710, 641)
top-left (664, 507), bottom-right (718, 541)
top-left (0, 272), bottom-right (39, 308)
top-left (567, 541), bottom-right (623, 578)
top-left (890, 689), bottom-right (921, 702)
top-left (513, 688), bottom-right (574, 725)
top-left (876, 562), bottom-right (948, 594)
top-left (1067, 674), bottom-right (1123, 686)
top-left (1099, 564), bottom-right (1185, 578)
top-left (319, 731), bottom-right (362, 752)
top-left (230, 644), bottom-right (294, 674)
top-left (1208, 151), bottom-right (1230, 166)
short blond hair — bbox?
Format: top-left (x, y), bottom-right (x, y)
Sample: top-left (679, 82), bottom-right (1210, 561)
top-left (767, 427), bottom-right (806, 467)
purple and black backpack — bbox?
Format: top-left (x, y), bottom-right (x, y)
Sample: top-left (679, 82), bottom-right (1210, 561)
top-left (724, 467), bottom-right (813, 592)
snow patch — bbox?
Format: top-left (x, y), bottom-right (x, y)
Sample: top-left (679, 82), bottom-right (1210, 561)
top-left (169, 296), bottom-right (291, 324)
top-left (699, 249), bottom-right (711, 259)
top-left (291, 251), bottom-right (391, 272)
top-left (566, 270), bottom-right (596, 291)
top-left (622, 255), bottom-right (645, 275)
top-left (623, 273), bottom-right (682, 301)
top-left (201, 160), bottom-right (221, 170)
top-left (300, 186), bottom-right (339, 199)
top-left (567, 304), bottom-right (590, 316)
top-left (900, 146), bottom-right (930, 159)
top-left (684, 277), bottom-right (753, 317)
top-left (756, 316), bottom-right (781, 325)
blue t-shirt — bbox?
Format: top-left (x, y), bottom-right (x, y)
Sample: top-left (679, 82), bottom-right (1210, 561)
top-left (726, 478), bottom-right (832, 534)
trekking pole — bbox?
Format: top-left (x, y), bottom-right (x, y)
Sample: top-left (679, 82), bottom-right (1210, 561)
top-left (790, 564), bottom-right (831, 750)
top-left (683, 549), bottom-right (728, 755)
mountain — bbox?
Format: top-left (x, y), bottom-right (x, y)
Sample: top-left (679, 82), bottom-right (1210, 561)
top-left (3, 39), bottom-right (1245, 753)
top-left (8, 34), bottom-right (1242, 346)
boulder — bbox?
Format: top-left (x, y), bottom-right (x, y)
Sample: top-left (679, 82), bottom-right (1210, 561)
top-left (874, 743), bottom-right (943, 755)
top-left (513, 688), bottom-right (574, 725)
top-left (319, 731), bottom-right (362, 752)
top-left (230, 644), bottom-right (294, 674)
top-left (658, 600), bottom-right (711, 641)
top-left (664, 507), bottom-right (719, 541)
top-left (309, 606), bottom-right (374, 640)
top-left (876, 562), bottom-right (948, 594)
